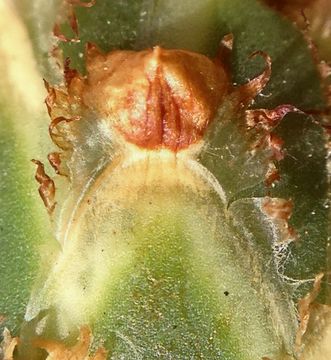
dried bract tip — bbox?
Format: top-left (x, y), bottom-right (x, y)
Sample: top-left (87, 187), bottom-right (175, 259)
top-left (34, 326), bottom-right (107, 360)
top-left (246, 104), bottom-right (303, 185)
top-left (220, 33), bottom-right (234, 51)
top-left (217, 33), bottom-right (234, 75)
top-left (48, 152), bottom-right (65, 176)
top-left (49, 115), bottom-right (81, 150)
top-left (296, 273), bottom-right (324, 351)
top-left (32, 160), bottom-right (56, 214)
top-left (262, 197), bottom-right (296, 242)
top-left (265, 163), bottom-right (281, 186)
top-left (246, 104), bottom-right (303, 132)
top-left (238, 51), bottom-right (272, 106)
top-left (83, 46), bottom-right (229, 151)
top-left (267, 133), bottom-right (285, 161)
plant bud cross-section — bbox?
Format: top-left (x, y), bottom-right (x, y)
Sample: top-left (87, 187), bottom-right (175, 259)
top-left (0, 1), bottom-right (329, 360)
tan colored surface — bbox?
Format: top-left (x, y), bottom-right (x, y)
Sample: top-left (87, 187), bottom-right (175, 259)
top-left (83, 46), bottom-right (229, 150)
top-left (1, 328), bottom-right (18, 360)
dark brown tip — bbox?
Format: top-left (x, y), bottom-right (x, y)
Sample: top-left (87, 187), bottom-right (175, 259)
top-left (31, 159), bottom-right (56, 214)
top-left (47, 152), bottom-right (66, 176)
top-left (237, 51), bottom-right (272, 106)
top-left (246, 104), bottom-right (303, 131)
top-left (49, 116), bottom-right (81, 150)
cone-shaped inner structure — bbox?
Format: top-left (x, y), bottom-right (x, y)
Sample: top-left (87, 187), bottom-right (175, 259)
top-left (83, 46), bottom-right (229, 151)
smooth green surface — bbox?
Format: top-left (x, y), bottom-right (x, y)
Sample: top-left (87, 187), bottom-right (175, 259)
top-left (0, 103), bottom-right (58, 334)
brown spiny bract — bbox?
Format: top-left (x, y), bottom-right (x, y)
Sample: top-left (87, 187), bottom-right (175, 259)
top-left (34, 326), bottom-right (107, 360)
top-left (83, 46), bottom-right (229, 151)
top-left (32, 159), bottom-right (56, 214)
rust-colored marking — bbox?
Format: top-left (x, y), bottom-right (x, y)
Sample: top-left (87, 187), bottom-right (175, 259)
top-left (83, 46), bottom-right (229, 151)
top-left (32, 160), bottom-right (56, 214)
top-left (64, 57), bottom-right (80, 87)
top-left (262, 197), bottom-right (296, 242)
top-left (47, 152), bottom-right (63, 175)
top-left (263, 197), bottom-right (293, 221)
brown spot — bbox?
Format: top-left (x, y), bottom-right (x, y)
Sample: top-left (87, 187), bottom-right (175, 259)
top-left (34, 326), bottom-right (107, 360)
top-left (83, 46), bottom-right (229, 151)
top-left (64, 58), bottom-right (80, 87)
top-left (296, 273), bottom-right (324, 352)
top-left (262, 197), bottom-right (296, 242)
top-left (263, 197), bottom-right (293, 221)
top-left (31, 160), bottom-right (56, 214)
